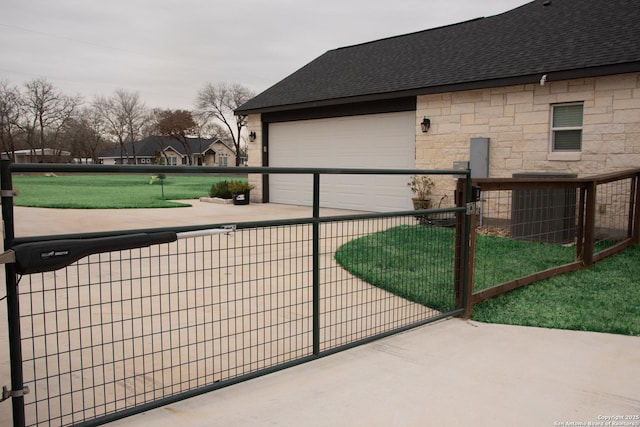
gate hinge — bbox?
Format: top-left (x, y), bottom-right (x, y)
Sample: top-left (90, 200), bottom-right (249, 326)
top-left (1, 385), bottom-right (29, 402)
top-left (465, 202), bottom-right (478, 215)
top-left (0, 249), bottom-right (15, 264)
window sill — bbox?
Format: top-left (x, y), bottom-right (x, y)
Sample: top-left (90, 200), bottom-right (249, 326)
top-left (547, 152), bottom-right (581, 162)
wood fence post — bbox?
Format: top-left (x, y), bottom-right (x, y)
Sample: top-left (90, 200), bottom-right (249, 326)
top-left (583, 180), bottom-right (596, 267)
top-left (633, 173), bottom-right (640, 244)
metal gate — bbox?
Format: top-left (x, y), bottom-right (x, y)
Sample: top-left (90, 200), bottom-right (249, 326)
top-left (1, 162), bottom-right (472, 426)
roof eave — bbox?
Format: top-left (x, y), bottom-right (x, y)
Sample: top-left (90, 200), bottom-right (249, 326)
top-left (235, 61), bottom-right (640, 116)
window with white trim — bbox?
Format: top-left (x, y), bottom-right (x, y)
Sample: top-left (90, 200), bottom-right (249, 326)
top-left (551, 102), bottom-right (583, 152)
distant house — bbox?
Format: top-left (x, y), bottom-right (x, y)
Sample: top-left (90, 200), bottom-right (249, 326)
top-left (99, 136), bottom-right (236, 166)
top-left (3, 148), bottom-right (72, 164)
top-left (237, 0), bottom-right (640, 212)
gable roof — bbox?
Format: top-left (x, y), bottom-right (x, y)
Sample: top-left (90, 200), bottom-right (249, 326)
top-left (237, 0), bottom-right (640, 115)
top-left (100, 136), bottom-right (223, 158)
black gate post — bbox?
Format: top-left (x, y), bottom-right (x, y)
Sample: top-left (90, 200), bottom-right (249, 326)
top-left (312, 172), bottom-right (320, 356)
top-left (1, 160), bottom-right (26, 427)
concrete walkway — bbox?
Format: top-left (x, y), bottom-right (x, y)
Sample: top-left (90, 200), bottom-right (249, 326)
top-left (2, 201), bottom-right (639, 427)
top-left (110, 319), bottom-right (640, 427)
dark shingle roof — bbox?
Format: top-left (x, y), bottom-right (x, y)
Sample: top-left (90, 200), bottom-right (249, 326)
top-left (100, 136), bottom-right (221, 158)
top-left (237, 0), bottom-right (640, 114)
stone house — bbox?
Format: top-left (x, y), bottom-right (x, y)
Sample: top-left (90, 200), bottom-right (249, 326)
top-left (99, 136), bottom-right (235, 166)
top-left (236, 0), bottom-right (640, 212)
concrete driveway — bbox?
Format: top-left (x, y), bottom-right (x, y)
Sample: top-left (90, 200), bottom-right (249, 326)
top-left (1, 200), bottom-right (639, 427)
top-left (111, 319), bottom-right (640, 427)
top-left (11, 199), bottom-right (359, 237)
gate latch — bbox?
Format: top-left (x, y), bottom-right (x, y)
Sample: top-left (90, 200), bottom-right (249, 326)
top-left (1, 385), bottom-right (29, 402)
top-left (465, 202), bottom-right (477, 215)
top-left (465, 185), bottom-right (482, 215)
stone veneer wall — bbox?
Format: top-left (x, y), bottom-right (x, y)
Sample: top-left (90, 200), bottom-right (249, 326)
top-left (415, 72), bottom-right (640, 232)
top-left (416, 72), bottom-right (640, 179)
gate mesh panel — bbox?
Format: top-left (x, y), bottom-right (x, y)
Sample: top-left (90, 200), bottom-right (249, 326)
top-left (20, 226), bottom-right (314, 426)
top-left (18, 216), bottom-right (457, 426)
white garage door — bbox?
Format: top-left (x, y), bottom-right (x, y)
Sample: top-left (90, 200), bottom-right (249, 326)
top-left (269, 111), bottom-right (415, 212)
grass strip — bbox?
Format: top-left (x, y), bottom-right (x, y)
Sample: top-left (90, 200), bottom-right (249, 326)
top-left (13, 174), bottom-right (242, 208)
top-left (472, 244), bottom-right (640, 336)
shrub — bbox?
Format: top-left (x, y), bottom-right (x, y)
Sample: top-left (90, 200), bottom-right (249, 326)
top-left (209, 180), bottom-right (233, 199)
top-left (227, 180), bottom-right (255, 194)
top-left (407, 175), bottom-right (435, 200)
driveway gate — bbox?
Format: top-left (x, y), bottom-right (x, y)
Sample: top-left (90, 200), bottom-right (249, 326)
top-left (1, 162), bottom-right (472, 426)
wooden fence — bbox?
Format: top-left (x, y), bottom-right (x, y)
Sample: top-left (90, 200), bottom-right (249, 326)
top-left (456, 168), bottom-right (640, 318)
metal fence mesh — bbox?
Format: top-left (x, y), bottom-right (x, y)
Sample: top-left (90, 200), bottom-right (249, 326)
top-left (319, 216), bottom-right (453, 351)
top-left (474, 187), bottom-right (579, 293)
top-left (472, 177), bottom-right (634, 293)
top-left (18, 215), bottom-right (457, 426)
top-left (594, 178), bottom-right (633, 248)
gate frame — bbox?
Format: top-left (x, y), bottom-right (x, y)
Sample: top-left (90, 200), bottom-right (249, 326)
top-left (2, 160), bottom-right (27, 427)
top-left (1, 161), bottom-right (473, 427)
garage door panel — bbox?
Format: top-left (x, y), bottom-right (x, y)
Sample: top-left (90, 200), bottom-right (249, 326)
top-left (270, 112), bottom-right (415, 212)
top-left (322, 176), bottom-right (371, 210)
top-left (270, 174), bottom-right (313, 206)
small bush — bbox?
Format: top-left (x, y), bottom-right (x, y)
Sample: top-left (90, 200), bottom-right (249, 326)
top-left (209, 180), bottom-right (233, 199)
top-left (227, 180), bottom-right (255, 194)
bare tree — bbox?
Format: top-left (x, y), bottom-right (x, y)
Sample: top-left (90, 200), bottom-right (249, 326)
top-left (192, 111), bottom-right (234, 149)
top-left (93, 89), bottom-right (147, 164)
top-left (141, 108), bottom-right (162, 138)
top-left (156, 109), bottom-right (197, 164)
top-left (117, 90), bottom-right (146, 162)
top-left (93, 95), bottom-right (126, 160)
top-left (0, 80), bottom-right (24, 162)
top-left (21, 78), bottom-right (82, 161)
top-left (195, 82), bottom-right (254, 166)
top-left (61, 107), bottom-right (108, 163)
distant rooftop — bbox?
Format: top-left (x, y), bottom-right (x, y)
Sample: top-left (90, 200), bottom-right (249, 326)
top-left (100, 136), bottom-right (223, 158)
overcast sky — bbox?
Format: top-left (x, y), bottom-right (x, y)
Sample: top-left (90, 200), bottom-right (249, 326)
top-left (1, 0), bottom-right (529, 110)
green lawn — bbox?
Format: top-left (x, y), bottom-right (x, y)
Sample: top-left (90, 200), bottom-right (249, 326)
top-left (335, 224), bottom-right (640, 336)
top-left (334, 225), bottom-right (457, 313)
top-left (472, 244), bottom-right (640, 336)
top-left (13, 174), bottom-right (243, 208)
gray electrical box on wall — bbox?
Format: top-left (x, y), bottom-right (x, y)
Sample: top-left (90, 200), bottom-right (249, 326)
top-left (470, 137), bottom-right (490, 178)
